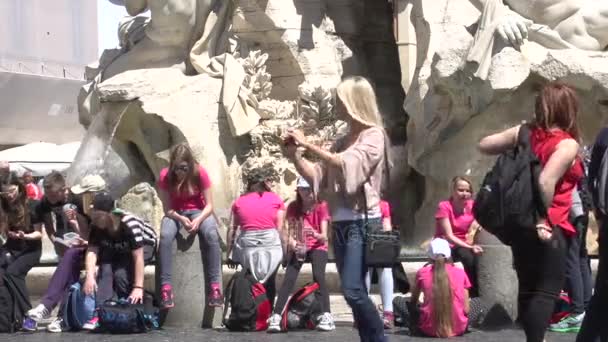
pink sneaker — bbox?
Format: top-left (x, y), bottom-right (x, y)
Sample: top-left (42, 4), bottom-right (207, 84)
top-left (208, 287), bottom-right (223, 307)
top-left (383, 311), bottom-right (394, 330)
top-left (160, 284), bottom-right (175, 309)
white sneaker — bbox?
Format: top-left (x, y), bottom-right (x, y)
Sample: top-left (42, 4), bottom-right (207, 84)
top-left (47, 317), bottom-right (64, 333)
top-left (27, 304), bottom-right (49, 322)
top-left (267, 313), bottom-right (282, 333)
top-left (316, 312), bottom-right (335, 331)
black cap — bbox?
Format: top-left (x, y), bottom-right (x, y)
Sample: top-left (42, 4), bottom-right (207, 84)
top-left (92, 191), bottom-right (115, 212)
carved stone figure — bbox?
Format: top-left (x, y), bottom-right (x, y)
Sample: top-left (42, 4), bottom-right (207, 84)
top-left (467, 0), bottom-right (608, 79)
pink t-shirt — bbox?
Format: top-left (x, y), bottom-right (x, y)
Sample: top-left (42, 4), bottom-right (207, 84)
top-left (380, 200), bottom-right (391, 220)
top-left (286, 201), bottom-right (330, 251)
top-left (434, 199), bottom-right (474, 242)
top-left (158, 165), bottom-right (212, 211)
top-left (232, 191), bottom-right (286, 231)
top-left (416, 264), bottom-right (471, 337)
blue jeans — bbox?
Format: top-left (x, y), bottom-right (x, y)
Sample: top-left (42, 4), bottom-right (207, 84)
top-left (333, 219), bottom-right (386, 342)
top-left (159, 210), bottom-right (221, 287)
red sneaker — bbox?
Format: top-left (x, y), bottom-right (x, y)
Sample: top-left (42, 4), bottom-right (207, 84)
top-left (160, 284), bottom-right (175, 309)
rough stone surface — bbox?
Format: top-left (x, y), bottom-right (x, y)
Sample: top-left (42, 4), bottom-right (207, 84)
top-left (118, 182), bottom-right (164, 233)
top-left (474, 230), bottom-right (518, 328)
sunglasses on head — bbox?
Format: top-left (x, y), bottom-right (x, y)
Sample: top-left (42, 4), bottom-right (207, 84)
top-left (174, 165), bottom-right (189, 172)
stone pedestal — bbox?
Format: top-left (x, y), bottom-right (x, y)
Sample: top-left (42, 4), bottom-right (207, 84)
top-left (475, 230), bottom-right (518, 329)
top-left (159, 230), bottom-right (223, 328)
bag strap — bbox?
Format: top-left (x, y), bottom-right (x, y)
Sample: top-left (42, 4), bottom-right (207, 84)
top-left (360, 133), bottom-right (391, 225)
top-left (222, 272), bottom-right (238, 320)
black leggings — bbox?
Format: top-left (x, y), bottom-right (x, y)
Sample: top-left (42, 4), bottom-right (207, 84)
top-left (452, 246), bottom-right (478, 297)
top-left (0, 247), bottom-right (41, 280)
top-left (273, 249), bottom-right (330, 315)
top-left (511, 227), bottom-right (568, 342)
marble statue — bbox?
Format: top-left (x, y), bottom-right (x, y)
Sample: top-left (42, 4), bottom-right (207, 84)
top-left (467, 0), bottom-right (608, 79)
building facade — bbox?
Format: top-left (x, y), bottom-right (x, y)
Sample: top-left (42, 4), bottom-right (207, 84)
top-left (0, 0), bottom-right (98, 146)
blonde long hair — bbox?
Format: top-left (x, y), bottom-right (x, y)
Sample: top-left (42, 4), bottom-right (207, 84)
top-left (336, 76), bottom-right (384, 127)
top-left (432, 256), bottom-right (454, 337)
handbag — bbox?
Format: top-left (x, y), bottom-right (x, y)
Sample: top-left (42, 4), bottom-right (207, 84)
top-left (365, 224), bottom-right (401, 267)
top-left (361, 149), bottom-right (400, 267)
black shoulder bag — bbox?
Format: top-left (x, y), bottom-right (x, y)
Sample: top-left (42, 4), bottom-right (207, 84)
top-left (362, 143), bottom-right (400, 267)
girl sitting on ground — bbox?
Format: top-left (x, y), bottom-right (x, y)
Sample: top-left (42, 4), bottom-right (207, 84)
top-left (410, 238), bottom-right (473, 338)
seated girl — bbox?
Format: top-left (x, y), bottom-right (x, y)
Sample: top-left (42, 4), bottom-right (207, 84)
top-left (0, 177), bottom-right (42, 280)
top-left (435, 176), bottom-right (482, 296)
top-left (267, 177), bottom-right (334, 332)
top-left (227, 167), bottom-right (285, 307)
top-left (157, 143), bottom-right (222, 309)
top-left (411, 238), bottom-right (472, 337)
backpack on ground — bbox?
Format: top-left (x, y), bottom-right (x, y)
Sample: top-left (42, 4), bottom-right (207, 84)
top-left (0, 273), bottom-right (31, 333)
top-left (61, 282), bottom-right (96, 331)
top-left (280, 282), bottom-right (322, 331)
top-left (473, 124), bottom-right (547, 245)
top-left (98, 295), bottom-right (159, 334)
top-left (223, 270), bottom-right (271, 331)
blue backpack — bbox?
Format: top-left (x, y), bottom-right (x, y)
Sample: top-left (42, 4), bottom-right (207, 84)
top-left (62, 282), bottom-right (96, 331)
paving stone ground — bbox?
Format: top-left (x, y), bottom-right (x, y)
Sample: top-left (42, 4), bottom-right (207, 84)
top-left (8, 325), bottom-right (579, 342)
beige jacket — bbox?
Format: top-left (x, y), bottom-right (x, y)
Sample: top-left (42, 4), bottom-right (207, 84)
top-left (313, 126), bottom-right (390, 215)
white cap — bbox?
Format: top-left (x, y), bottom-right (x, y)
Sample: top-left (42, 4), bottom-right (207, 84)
top-left (428, 238), bottom-right (451, 260)
top-left (296, 177), bottom-right (311, 188)
top-left (70, 175), bottom-right (106, 195)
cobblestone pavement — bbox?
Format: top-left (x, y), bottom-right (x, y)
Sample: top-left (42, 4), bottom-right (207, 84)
top-left (9, 325), bottom-right (579, 342)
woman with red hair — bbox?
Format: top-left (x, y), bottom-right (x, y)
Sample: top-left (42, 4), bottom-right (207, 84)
top-left (478, 82), bottom-right (583, 342)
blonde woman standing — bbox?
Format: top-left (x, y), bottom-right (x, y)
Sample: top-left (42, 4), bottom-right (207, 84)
top-left (284, 76), bottom-right (390, 342)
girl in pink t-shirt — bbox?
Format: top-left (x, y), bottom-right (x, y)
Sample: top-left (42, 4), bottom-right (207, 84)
top-left (267, 177), bottom-right (334, 332)
top-left (412, 238), bottom-right (471, 337)
top-left (157, 144), bottom-right (222, 309)
top-left (435, 176), bottom-right (482, 296)
top-left (227, 167), bottom-right (286, 306)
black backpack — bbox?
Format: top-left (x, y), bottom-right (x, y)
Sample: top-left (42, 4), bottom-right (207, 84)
top-left (280, 282), bottom-right (322, 331)
top-left (0, 273), bottom-right (31, 333)
top-left (223, 270), bottom-right (271, 331)
top-left (473, 124), bottom-right (546, 245)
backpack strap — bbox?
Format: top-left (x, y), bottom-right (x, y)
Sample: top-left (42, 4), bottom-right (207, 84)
top-left (517, 123), bottom-right (532, 148)
top-left (222, 272), bottom-right (238, 321)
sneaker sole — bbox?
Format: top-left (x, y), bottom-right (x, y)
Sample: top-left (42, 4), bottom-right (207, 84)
top-left (316, 326), bottom-right (334, 332)
top-left (267, 327), bottom-right (282, 333)
top-left (549, 327), bottom-right (581, 333)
